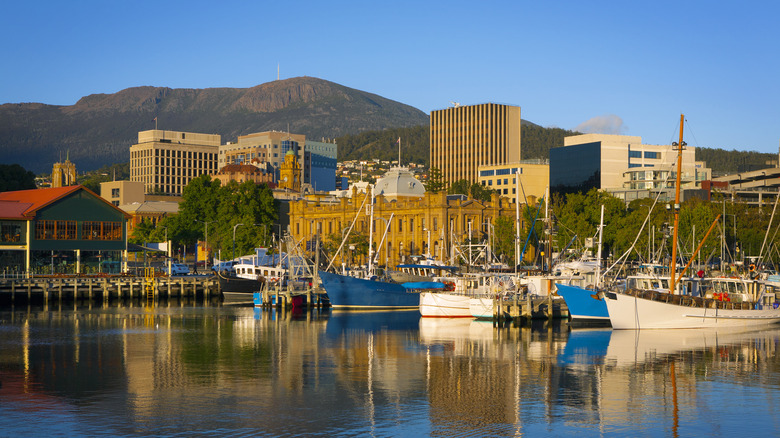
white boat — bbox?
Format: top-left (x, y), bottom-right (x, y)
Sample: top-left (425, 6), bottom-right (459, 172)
top-left (422, 273), bottom-right (520, 318)
top-left (604, 115), bottom-right (780, 329)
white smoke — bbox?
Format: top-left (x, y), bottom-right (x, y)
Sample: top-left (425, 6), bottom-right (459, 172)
top-left (574, 115), bottom-right (626, 135)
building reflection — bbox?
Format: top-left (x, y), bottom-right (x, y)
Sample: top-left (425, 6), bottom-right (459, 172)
top-left (0, 304), bottom-right (779, 435)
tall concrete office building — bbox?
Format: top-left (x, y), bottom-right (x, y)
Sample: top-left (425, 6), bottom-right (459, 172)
top-left (129, 130), bottom-right (220, 196)
top-left (430, 103), bottom-right (522, 186)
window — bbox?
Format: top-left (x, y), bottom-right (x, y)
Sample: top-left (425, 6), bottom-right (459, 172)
top-left (496, 168), bottom-right (511, 175)
top-left (629, 150), bottom-right (642, 158)
top-left (35, 220), bottom-right (76, 240)
top-left (111, 188), bottom-right (120, 197)
top-left (628, 163), bottom-right (642, 168)
top-left (644, 151), bottom-right (659, 159)
top-left (479, 170), bottom-right (494, 177)
top-left (82, 221), bottom-right (122, 240)
top-left (1, 222), bottom-right (22, 243)
top-left (398, 218), bottom-right (403, 232)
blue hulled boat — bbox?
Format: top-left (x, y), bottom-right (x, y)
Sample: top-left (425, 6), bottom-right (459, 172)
top-left (555, 283), bottom-right (609, 321)
top-left (318, 270), bottom-right (421, 309)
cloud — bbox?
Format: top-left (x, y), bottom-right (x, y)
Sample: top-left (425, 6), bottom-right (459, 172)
top-left (574, 114), bottom-right (626, 135)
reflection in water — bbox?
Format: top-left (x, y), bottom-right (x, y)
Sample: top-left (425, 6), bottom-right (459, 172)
top-left (0, 304), bottom-right (779, 436)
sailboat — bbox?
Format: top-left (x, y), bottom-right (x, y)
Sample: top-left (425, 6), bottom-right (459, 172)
top-left (604, 115), bottom-right (780, 329)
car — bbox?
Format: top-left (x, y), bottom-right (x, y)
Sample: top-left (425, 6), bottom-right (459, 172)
top-left (168, 263), bottom-right (190, 276)
top-left (212, 260), bottom-right (238, 273)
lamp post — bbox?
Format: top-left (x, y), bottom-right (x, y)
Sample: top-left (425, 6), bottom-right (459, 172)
top-left (423, 227), bottom-right (431, 258)
top-left (194, 219), bottom-right (214, 268)
top-left (232, 223), bottom-right (244, 262)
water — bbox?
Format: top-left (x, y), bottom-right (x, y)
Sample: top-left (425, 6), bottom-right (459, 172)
top-left (1, 302), bottom-right (780, 437)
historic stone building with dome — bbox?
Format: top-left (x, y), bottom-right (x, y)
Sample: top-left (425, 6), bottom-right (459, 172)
top-left (287, 167), bottom-right (520, 268)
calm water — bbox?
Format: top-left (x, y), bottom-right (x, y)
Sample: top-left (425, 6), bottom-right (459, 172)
top-left (1, 301), bottom-right (780, 437)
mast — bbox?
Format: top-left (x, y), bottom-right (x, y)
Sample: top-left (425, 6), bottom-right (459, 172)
top-left (596, 204), bottom-right (604, 289)
top-left (669, 114), bottom-right (685, 294)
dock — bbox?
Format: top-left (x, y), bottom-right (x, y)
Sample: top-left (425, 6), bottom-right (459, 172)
top-left (0, 275), bottom-right (220, 305)
top-left (253, 285), bottom-right (329, 310)
top-left (492, 294), bottom-right (569, 325)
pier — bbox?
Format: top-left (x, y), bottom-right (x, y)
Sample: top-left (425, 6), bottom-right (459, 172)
top-left (493, 294), bottom-right (570, 325)
top-left (253, 285), bottom-right (329, 310)
top-left (0, 275), bottom-right (220, 305)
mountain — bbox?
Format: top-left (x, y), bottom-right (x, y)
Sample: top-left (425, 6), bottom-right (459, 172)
top-left (0, 77), bottom-right (429, 173)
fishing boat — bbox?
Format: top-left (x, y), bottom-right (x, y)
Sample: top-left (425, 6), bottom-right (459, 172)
top-left (217, 262), bottom-right (268, 300)
top-left (603, 115), bottom-right (780, 329)
top-left (317, 270), bottom-right (422, 309)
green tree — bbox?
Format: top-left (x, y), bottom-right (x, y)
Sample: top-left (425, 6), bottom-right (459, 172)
top-left (448, 179), bottom-right (471, 196)
top-left (128, 218), bottom-right (155, 245)
top-left (0, 164), bottom-right (36, 192)
top-left (426, 167), bottom-right (444, 193)
top-left (493, 215), bottom-right (516, 263)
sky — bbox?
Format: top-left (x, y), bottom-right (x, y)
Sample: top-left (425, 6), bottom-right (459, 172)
top-left (2, 0), bottom-right (779, 154)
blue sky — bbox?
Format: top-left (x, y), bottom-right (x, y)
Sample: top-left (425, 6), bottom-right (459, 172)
top-left (2, 0), bottom-right (778, 154)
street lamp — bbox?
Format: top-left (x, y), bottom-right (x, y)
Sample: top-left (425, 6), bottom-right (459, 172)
top-left (194, 219), bottom-right (215, 268)
top-left (423, 227), bottom-right (431, 258)
top-left (232, 223), bottom-right (244, 262)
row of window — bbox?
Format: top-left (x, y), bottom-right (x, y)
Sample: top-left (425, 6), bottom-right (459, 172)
top-left (628, 150), bottom-right (660, 159)
top-left (34, 220), bottom-right (122, 241)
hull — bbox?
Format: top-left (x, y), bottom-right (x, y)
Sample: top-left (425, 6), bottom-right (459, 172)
top-left (555, 283), bottom-right (609, 321)
top-left (605, 291), bottom-right (780, 329)
top-left (318, 270), bottom-right (419, 309)
top-left (469, 297), bottom-right (494, 319)
top-left (419, 292), bottom-right (472, 317)
top-left (218, 272), bottom-right (264, 298)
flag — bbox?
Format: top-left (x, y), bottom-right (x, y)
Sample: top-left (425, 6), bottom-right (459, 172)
top-left (152, 117), bottom-right (157, 122)
top-left (396, 137), bottom-right (400, 144)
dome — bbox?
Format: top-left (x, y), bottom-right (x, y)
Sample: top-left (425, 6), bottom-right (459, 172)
top-left (374, 167), bottom-right (425, 199)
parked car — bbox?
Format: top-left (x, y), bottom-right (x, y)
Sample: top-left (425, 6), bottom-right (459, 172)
top-left (212, 260), bottom-right (238, 273)
top-left (168, 263), bottom-right (190, 276)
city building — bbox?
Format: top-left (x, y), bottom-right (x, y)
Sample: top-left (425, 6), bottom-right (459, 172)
top-left (304, 138), bottom-right (338, 192)
top-left (289, 189), bottom-right (520, 268)
top-left (430, 103), bottom-right (522, 186)
top-left (477, 160), bottom-right (549, 202)
top-left (219, 131), bottom-right (337, 192)
top-left (550, 134), bottom-right (711, 202)
top-left (220, 131), bottom-right (304, 171)
top-left (51, 156), bottom-right (76, 188)
top-left (129, 130), bottom-right (220, 196)
top-left (279, 151), bottom-right (302, 192)
top-left (213, 163), bottom-right (274, 187)
top-left (0, 185), bottom-right (130, 275)
top-left (119, 201), bottom-right (179, 235)
top-left (100, 181), bottom-right (145, 206)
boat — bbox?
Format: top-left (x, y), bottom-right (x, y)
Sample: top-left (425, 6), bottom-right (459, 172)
top-left (318, 270), bottom-right (421, 309)
top-left (387, 259), bottom-right (459, 283)
top-left (603, 115), bottom-right (780, 329)
top-left (423, 272), bottom-right (521, 318)
top-left (217, 262), bottom-right (267, 300)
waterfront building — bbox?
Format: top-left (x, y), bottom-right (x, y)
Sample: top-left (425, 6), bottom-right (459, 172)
top-left (51, 156), bottom-right (76, 188)
top-left (477, 160), bottom-right (549, 202)
top-left (100, 181), bottom-right (145, 206)
top-left (288, 186), bottom-right (519, 268)
top-left (0, 185), bottom-right (129, 275)
top-left (129, 130), bottom-right (220, 196)
top-left (550, 134), bottom-right (711, 202)
top-left (430, 103), bottom-right (522, 187)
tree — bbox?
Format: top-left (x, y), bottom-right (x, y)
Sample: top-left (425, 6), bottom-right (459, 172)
top-left (425, 167), bottom-right (444, 193)
top-left (493, 216), bottom-right (516, 263)
top-left (469, 182), bottom-right (494, 203)
top-left (0, 164), bottom-right (36, 192)
top-left (128, 218), bottom-right (155, 245)
top-left (448, 179), bottom-right (471, 196)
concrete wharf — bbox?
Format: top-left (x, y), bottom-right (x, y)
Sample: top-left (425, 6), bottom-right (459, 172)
top-left (0, 275), bottom-right (220, 305)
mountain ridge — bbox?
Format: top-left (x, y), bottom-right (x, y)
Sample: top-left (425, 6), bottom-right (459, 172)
top-left (0, 77), bottom-right (429, 173)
